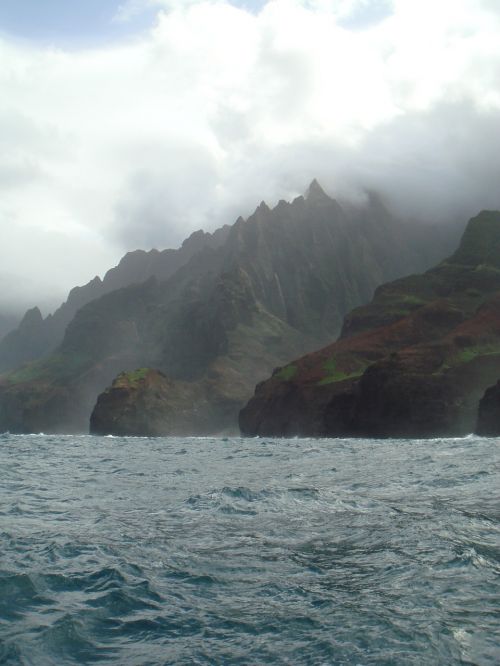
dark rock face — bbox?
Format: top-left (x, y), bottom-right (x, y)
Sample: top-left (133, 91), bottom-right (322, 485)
top-left (0, 182), bottom-right (459, 435)
top-left (0, 226), bottom-right (230, 373)
top-left (240, 210), bottom-right (500, 439)
top-left (476, 380), bottom-right (500, 435)
top-left (0, 307), bottom-right (50, 371)
top-left (91, 369), bottom-right (202, 436)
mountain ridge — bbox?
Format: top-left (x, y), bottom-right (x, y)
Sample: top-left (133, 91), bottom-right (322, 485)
top-left (0, 182), bottom-right (461, 434)
top-left (0, 225), bottom-right (231, 373)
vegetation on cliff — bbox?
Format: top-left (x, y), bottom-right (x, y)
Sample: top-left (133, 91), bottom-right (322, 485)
top-left (240, 210), bottom-right (500, 438)
top-left (90, 369), bottom-right (209, 437)
top-left (0, 182), bottom-right (459, 434)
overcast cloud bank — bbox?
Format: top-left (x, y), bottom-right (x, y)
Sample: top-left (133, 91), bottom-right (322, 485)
top-left (1, 0), bottom-right (500, 312)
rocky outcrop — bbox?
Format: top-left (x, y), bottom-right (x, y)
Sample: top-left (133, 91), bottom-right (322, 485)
top-left (476, 380), bottom-right (500, 435)
top-left (0, 182), bottom-right (460, 434)
top-left (91, 369), bottom-right (197, 436)
top-left (240, 210), bottom-right (500, 438)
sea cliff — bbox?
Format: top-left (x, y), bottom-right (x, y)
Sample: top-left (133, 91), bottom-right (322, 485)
top-left (240, 211), bottom-right (500, 438)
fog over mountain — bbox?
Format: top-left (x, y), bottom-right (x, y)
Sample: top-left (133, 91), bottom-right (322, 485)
top-left (1, 0), bottom-right (500, 313)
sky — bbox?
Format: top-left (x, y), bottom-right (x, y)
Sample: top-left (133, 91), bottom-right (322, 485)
top-left (1, 0), bottom-right (500, 314)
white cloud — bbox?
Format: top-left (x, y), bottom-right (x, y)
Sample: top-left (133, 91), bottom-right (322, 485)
top-left (1, 0), bottom-right (500, 313)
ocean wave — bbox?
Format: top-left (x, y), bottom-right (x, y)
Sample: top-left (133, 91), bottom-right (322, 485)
top-left (0, 433), bottom-right (498, 665)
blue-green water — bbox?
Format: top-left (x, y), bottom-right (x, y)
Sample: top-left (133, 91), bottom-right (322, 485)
top-left (0, 434), bottom-right (499, 665)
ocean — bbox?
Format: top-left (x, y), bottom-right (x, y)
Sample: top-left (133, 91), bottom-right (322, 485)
top-left (0, 433), bottom-right (499, 665)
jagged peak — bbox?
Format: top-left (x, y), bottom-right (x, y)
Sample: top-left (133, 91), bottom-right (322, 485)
top-left (180, 229), bottom-right (208, 255)
top-left (66, 275), bottom-right (102, 300)
top-left (306, 178), bottom-right (330, 201)
top-left (19, 306), bottom-right (43, 328)
top-left (116, 249), bottom-right (147, 266)
top-left (450, 210), bottom-right (500, 268)
top-left (183, 229), bottom-right (206, 246)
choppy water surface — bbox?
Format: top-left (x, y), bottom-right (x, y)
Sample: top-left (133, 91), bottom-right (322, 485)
top-left (0, 434), bottom-right (499, 665)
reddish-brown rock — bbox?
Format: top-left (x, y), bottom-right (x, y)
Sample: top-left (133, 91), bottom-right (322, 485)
top-left (240, 211), bottom-right (500, 438)
top-left (0, 182), bottom-right (454, 435)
